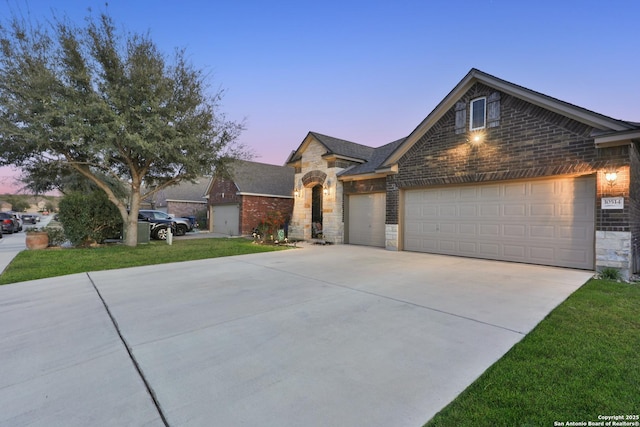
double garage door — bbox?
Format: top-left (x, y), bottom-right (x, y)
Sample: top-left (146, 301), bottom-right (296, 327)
top-left (404, 176), bottom-right (595, 270)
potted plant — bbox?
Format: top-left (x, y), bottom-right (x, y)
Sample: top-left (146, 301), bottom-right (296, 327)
top-left (25, 227), bottom-right (49, 250)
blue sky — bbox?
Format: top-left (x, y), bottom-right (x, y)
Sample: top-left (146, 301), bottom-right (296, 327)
top-left (1, 0), bottom-right (639, 191)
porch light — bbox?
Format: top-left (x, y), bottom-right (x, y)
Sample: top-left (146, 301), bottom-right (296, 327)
top-left (294, 188), bottom-right (299, 197)
top-left (323, 185), bottom-right (329, 196)
top-left (605, 171), bottom-right (618, 186)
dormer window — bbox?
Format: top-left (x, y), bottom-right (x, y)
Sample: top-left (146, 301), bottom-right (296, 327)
top-left (470, 97), bottom-right (486, 130)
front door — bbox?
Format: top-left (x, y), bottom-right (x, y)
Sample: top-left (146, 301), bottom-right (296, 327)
top-left (311, 185), bottom-right (323, 238)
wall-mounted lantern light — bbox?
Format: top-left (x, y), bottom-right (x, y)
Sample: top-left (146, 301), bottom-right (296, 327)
top-left (323, 179), bottom-right (332, 196)
top-left (605, 171), bottom-right (618, 186)
top-left (294, 180), bottom-right (303, 197)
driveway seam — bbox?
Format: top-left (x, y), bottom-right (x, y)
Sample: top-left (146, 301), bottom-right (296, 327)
top-left (86, 272), bottom-right (170, 427)
top-left (239, 260), bottom-right (527, 335)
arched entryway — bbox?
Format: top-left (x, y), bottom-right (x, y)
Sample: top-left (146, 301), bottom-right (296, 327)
top-left (311, 184), bottom-right (323, 238)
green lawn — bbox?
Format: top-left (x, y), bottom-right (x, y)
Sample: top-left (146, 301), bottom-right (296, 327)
top-left (0, 238), bottom-right (289, 285)
top-left (424, 278), bottom-right (640, 427)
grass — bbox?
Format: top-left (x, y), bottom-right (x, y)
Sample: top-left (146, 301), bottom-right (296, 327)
top-left (424, 278), bottom-right (640, 427)
top-left (0, 238), bottom-right (289, 285)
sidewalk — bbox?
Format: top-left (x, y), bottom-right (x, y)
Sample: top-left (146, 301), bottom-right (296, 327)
top-left (0, 231), bottom-right (26, 274)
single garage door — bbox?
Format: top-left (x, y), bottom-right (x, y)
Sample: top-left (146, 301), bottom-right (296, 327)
top-left (348, 193), bottom-right (386, 247)
top-left (211, 204), bottom-right (239, 235)
top-left (404, 175), bottom-right (595, 269)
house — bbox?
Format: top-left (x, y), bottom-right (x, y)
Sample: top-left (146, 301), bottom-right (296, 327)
top-left (151, 178), bottom-right (209, 219)
top-left (0, 200), bottom-right (11, 212)
top-left (205, 160), bottom-right (295, 235)
top-left (287, 68), bottom-right (640, 279)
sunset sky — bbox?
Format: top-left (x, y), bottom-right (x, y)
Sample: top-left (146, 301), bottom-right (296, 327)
top-left (1, 0), bottom-right (639, 193)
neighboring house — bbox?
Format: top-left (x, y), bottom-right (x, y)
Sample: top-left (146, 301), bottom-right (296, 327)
top-left (151, 178), bottom-right (210, 219)
top-left (287, 68), bottom-right (640, 279)
top-left (0, 200), bottom-right (11, 212)
top-left (206, 160), bottom-right (294, 236)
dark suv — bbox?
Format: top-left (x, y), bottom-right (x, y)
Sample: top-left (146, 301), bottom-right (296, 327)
top-left (0, 212), bottom-right (20, 234)
top-left (137, 213), bottom-right (177, 240)
top-left (138, 210), bottom-right (193, 236)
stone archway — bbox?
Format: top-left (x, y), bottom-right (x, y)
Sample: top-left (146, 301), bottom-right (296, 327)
top-left (302, 170), bottom-right (327, 187)
top-left (302, 170), bottom-right (327, 239)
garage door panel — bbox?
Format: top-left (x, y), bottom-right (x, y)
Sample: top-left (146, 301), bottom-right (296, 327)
top-left (503, 245), bottom-right (525, 258)
top-left (479, 224), bottom-right (500, 236)
top-left (403, 176), bottom-right (595, 270)
top-left (504, 204), bottom-right (526, 216)
top-left (480, 205), bottom-right (500, 216)
top-left (530, 203), bottom-right (555, 216)
top-left (505, 183), bottom-right (527, 197)
top-left (480, 185), bottom-right (501, 198)
top-left (480, 243), bottom-right (500, 256)
top-left (504, 224), bottom-right (526, 238)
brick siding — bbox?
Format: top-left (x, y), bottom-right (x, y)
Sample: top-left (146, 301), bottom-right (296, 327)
top-left (239, 195), bottom-right (293, 235)
top-left (386, 82), bottom-right (632, 226)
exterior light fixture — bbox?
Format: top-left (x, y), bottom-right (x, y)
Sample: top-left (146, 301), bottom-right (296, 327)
top-left (605, 171), bottom-right (618, 186)
top-left (467, 131), bottom-right (484, 145)
top-left (323, 185), bottom-right (329, 196)
top-left (294, 188), bottom-right (299, 197)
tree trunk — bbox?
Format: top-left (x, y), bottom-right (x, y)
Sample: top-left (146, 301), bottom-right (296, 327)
top-left (123, 181), bottom-right (143, 247)
top-left (124, 215), bottom-right (138, 247)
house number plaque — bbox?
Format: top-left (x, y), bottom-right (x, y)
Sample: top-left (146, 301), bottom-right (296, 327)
top-left (601, 197), bottom-right (624, 209)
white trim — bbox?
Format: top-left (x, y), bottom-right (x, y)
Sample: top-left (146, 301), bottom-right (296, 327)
top-left (470, 97), bottom-right (486, 130)
top-left (594, 130), bottom-right (640, 148)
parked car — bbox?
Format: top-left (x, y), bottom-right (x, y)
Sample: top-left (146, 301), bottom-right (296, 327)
top-left (136, 213), bottom-right (177, 240)
top-left (0, 212), bottom-right (20, 234)
top-left (8, 212), bottom-right (23, 231)
top-left (138, 210), bottom-right (193, 236)
top-left (21, 213), bottom-right (38, 224)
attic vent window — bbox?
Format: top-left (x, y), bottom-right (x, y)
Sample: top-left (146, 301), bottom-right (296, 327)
top-left (470, 97), bottom-right (486, 130)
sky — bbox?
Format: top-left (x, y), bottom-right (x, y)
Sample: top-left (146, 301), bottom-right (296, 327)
top-left (1, 0), bottom-right (639, 193)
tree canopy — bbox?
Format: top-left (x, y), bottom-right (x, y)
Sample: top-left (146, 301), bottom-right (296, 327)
top-left (0, 11), bottom-right (247, 245)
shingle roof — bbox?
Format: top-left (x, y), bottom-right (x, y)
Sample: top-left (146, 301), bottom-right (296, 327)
top-left (309, 132), bottom-right (376, 161)
top-left (338, 137), bottom-right (407, 177)
top-left (152, 178), bottom-right (210, 208)
top-left (228, 160), bottom-right (294, 197)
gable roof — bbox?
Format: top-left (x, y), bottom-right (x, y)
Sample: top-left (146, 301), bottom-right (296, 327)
top-left (287, 132), bottom-right (376, 164)
top-left (211, 160), bottom-right (294, 197)
top-left (338, 137), bottom-right (406, 179)
top-left (383, 68), bottom-right (640, 166)
top-left (158, 179), bottom-right (209, 204)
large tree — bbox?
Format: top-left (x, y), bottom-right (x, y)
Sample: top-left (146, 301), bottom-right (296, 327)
top-left (0, 12), bottom-right (246, 245)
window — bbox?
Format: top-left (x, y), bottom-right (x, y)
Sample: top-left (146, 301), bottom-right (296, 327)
top-left (470, 97), bottom-right (486, 130)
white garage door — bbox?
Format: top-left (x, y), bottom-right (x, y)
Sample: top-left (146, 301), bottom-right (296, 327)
top-left (404, 176), bottom-right (595, 269)
top-left (348, 193), bottom-right (386, 247)
top-left (211, 204), bottom-right (239, 235)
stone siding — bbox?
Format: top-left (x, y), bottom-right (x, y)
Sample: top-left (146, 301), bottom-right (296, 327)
top-left (290, 139), bottom-right (345, 243)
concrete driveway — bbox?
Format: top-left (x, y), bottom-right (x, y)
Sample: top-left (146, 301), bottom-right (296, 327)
top-left (0, 244), bottom-right (593, 426)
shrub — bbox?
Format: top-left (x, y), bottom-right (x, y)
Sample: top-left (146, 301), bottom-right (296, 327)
top-left (43, 226), bottom-right (66, 247)
top-left (58, 191), bottom-right (122, 246)
top-left (599, 267), bottom-right (622, 281)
